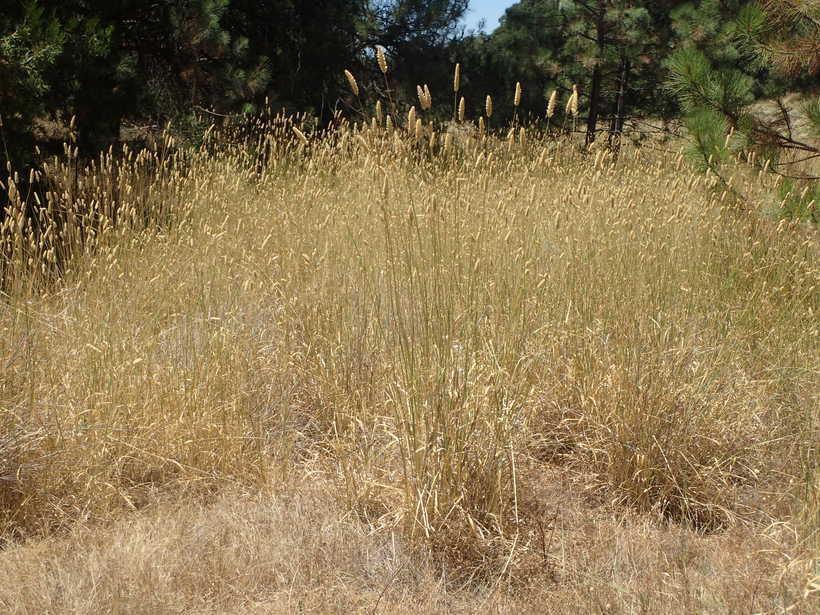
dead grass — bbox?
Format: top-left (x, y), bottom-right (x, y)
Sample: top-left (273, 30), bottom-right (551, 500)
top-left (0, 473), bottom-right (815, 614)
top-left (0, 107), bottom-right (817, 611)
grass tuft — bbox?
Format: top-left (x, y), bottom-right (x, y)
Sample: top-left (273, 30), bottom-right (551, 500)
top-left (0, 102), bottom-right (817, 611)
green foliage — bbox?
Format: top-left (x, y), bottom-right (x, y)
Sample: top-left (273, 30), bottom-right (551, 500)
top-left (666, 45), bottom-right (757, 115)
top-left (226, 0), bottom-right (364, 114)
top-left (111, 0), bottom-right (270, 124)
top-left (0, 0), bottom-right (477, 201)
top-left (733, 2), bottom-right (766, 49)
top-left (683, 107), bottom-right (730, 171)
top-left (803, 96), bottom-right (820, 139)
top-left (359, 1), bottom-right (468, 111)
top-left (0, 3), bottom-right (64, 97)
top-left (451, 2), bottom-right (566, 123)
top-left (3, 0), bottom-right (815, 169)
top-left (777, 179), bottom-right (819, 223)
top-left (0, 2), bottom-right (66, 167)
top-left (667, 0), bottom-right (819, 194)
top-left (458, 1), bottom-right (692, 129)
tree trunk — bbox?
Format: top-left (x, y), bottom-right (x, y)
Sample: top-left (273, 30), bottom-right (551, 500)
top-left (609, 55), bottom-right (629, 153)
top-left (585, 0), bottom-right (606, 147)
top-left (586, 64), bottom-right (602, 145)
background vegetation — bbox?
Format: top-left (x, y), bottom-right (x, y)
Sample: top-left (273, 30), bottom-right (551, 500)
top-left (2, 2), bottom-right (817, 163)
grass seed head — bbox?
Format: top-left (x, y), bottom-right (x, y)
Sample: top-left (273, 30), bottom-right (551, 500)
top-left (344, 69), bottom-right (359, 97)
top-left (291, 126), bottom-right (308, 145)
top-left (458, 96), bottom-right (465, 122)
top-left (376, 47), bottom-right (388, 75)
top-left (547, 89), bottom-right (558, 118)
top-left (485, 95), bottom-right (493, 118)
top-left (453, 62), bottom-right (461, 92)
top-left (567, 84), bottom-right (579, 117)
top-left (514, 82), bottom-right (522, 107)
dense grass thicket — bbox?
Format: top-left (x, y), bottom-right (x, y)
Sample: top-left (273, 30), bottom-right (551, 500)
top-left (0, 114), bottom-right (817, 612)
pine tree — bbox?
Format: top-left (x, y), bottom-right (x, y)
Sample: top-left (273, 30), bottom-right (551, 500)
top-left (665, 1), bottom-right (760, 171)
top-left (0, 2), bottom-right (66, 169)
top-left (482, 0), bottom-right (567, 119)
top-left (740, 0), bottom-right (820, 79)
top-left (560, 1), bottom-right (688, 145)
top-left (359, 0), bottom-right (469, 111)
top-left (225, 0), bottom-right (361, 116)
top-left (114, 0), bottom-right (270, 127)
top-left (472, 1), bottom-right (684, 139)
top-left (0, 1), bottom-right (116, 164)
top-left (667, 0), bottom-right (819, 213)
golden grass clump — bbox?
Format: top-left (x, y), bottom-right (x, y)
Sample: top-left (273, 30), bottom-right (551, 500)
top-left (0, 101), bottom-right (817, 612)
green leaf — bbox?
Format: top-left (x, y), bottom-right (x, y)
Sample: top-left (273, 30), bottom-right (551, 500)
top-left (803, 97), bottom-right (820, 139)
top-left (665, 47), bottom-right (713, 112)
top-left (684, 106), bottom-right (731, 172)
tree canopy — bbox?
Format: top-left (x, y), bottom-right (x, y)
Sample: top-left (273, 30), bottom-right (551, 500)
top-left (1, 0), bottom-right (816, 180)
top-left (0, 0), bottom-right (469, 169)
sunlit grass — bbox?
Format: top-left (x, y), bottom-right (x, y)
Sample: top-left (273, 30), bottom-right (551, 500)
top-left (0, 113), bottom-right (817, 611)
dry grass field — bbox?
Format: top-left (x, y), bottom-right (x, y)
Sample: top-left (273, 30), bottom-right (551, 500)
top-left (0, 112), bottom-right (817, 613)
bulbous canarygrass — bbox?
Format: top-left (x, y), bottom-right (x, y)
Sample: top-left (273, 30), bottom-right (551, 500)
top-left (291, 126), bottom-right (308, 145)
top-left (344, 70), bottom-right (359, 97)
top-left (547, 90), bottom-right (558, 118)
top-left (567, 85), bottom-right (579, 117)
top-left (376, 47), bottom-right (388, 75)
